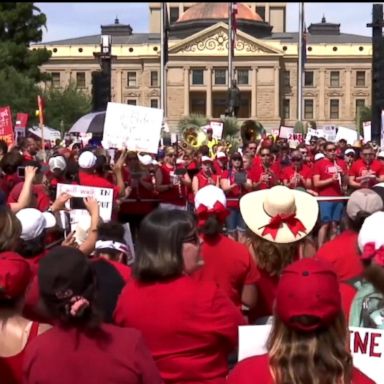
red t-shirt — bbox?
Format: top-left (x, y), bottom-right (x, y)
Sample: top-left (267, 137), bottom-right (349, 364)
top-left (316, 230), bottom-right (363, 281)
top-left (213, 160), bottom-right (226, 178)
top-left (7, 182), bottom-right (50, 212)
top-left (0, 173), bottom-right (22, 196)
top-left (78, 171), bottom-right (120, 200)
top-left (158, 164), bottom-right (185, 206)
top-left (195, 170), bottom-right (219, 191)
top-left (114, 275), bottom-right (245, 384)
top-left (349, 159), bottom-right (384, 188)
top-left (192, 234), bottom-right (260, 308)
top-left (248, 163), bottom-right (280, 190)
top-left (313, 157), bottom-right (347, 196)
top-left (23, 324), bottom-right (163, 384)
top-left (227, 354), bottom-right (374, 384)
top-left (221, 169), bottom-right (247, 208)
top-left (282, 164), bottom-right (313, 189)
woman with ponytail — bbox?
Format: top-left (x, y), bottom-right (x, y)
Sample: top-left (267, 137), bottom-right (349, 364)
top-left (192, 185), bottom-right (259, 313)
top-left (23, 246), bottom-right (162, 384)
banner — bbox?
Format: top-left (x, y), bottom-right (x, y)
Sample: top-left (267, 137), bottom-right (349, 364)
top-left (238, 325), bottom-right (384, 383)
top-left (102, 102), bottom-right (164, 153)
top-left (56, 184), bottom-right (114, 231)
top-left (0, 106), bottom-right (15, 147)
top-left (15, 112), bottom-right (29, 129)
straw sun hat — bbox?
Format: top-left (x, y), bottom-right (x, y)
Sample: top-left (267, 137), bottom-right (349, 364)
top-left (240, 185), bottom-right (319, 244)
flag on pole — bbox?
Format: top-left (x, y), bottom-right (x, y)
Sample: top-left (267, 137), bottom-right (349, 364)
top-left (231, 2), bottom-right (238, 57)
top-left (37, 95), bottom-right (45, 126)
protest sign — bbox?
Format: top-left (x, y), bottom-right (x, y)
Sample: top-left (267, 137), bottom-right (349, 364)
top-left (321, 125), bottom-right (337, 142)
top-left (278, 125), bottom-right (294, 139)
top-left (238, 325), bottom-right (384, 383)
top-left (56, 184), bottom-right (113, 230)
top-left (0, 106), bottom-right (15, 147)
top-left (363, 121), bottom-right (371, 142)
top-left (209, 121), bottom-right (224, 139)
top-left (102, 102), bottom-right (163, 154)
top-left (305, 128), bottom-right (325, 144)
top-left (335, 126), bottom-right (359, 145)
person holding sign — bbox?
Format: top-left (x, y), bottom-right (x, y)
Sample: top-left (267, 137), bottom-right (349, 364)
top-left (227, 258), bottom-right (374, 384)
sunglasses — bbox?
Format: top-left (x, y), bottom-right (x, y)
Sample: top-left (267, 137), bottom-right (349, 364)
top-left (248, 147), bottom-right (257, 150)
top-left (260, 154), bottom-right (270, 157)
top-left (232, 158), bottom-right (242, 161)
top-left (291, 157), bottom-right (302, 161)
top-left (346, 153), bottom-right (355, 157)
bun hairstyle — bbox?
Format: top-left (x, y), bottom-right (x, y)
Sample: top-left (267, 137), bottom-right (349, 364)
top-left (38, 246), bottom-right (101, 332)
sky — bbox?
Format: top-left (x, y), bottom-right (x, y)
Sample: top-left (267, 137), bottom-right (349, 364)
top-left (35, 2), bottom-right (374, 43)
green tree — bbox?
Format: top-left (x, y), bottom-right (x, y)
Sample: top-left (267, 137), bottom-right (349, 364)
top-left (0, 3), bottom-right (51, 82)
top-left (177, 114), bottom-right (209, 133)
top-left (356, 105), bottom-right (371, 135)
top-left (43, 82), bottom-right (92, 136)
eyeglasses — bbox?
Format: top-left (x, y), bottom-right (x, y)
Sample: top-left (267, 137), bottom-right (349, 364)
top-left (232, 158), bottom-right (242, 161)
top-left (248, 147), bottom-right (257, 150)
top-left (346, 153), bottom-right (355, 157)
top-left (291, 157), bottom-right (302, 162)
top-left (326, 148), bottom-right (336, 152)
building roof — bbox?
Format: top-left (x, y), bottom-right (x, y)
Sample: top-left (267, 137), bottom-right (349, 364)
top-left (265, 32), bottom-right (371, 44)
top-left (177, 3), bottom-right (263, 23)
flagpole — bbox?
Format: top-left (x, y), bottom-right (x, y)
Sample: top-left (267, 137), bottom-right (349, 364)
top-left (160, 3), bottom-right (166, 115)
top-left (228, 2), bottom-right (233, 87)
top-left (298, 3), bottom-right (303, 122)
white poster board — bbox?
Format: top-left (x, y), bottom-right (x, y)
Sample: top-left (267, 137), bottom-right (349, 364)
top-left (102, 102), bottom-right (164, 154)
top-left (56, 183), bottom-right (114, 230)
top-left (321, 125), bottom-right (337, 142)
top-left (363, 121), bottom-right (371, 143)
top-left (305, 128), bottom-right (326, 144)
top-left (278, 125), bottom-right (294, 139)
top-left (238, 325), bottom-right (384, 383)
top-left (209, 121), bottom-right (224, 140)
top-left (335, 126), bottom-right (358, 145)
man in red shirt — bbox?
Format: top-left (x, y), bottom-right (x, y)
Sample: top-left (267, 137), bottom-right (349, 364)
top-left (249, 147), bottom-right (280, 190)
top-left (313, 141), bottom-right (348, 247)
top-left (349, 143), bottom-right (384, 189)
top-left (282, 149), bottom-right (312, 191)
top-left (20, 137), bottom-right (39, 163)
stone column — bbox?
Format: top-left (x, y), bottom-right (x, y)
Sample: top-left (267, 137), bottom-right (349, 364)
top-left (345, 68), bottom-right (352, 120)
top-left (184, 67), bottom-right (190, 116)
top-left (274, 65), bottom-right (280, 119)
top-left (206, 66), bottom-right (212, 117)
top-left (115, 69), bottom-right (123, 103)
top-left (319, 68), bottom-right (326, 120)
top-left (251, 67), bottom-right (258, 118)
top-left (265, 3), bottom-right (270, 23)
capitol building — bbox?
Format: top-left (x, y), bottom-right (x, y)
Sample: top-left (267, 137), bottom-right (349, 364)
top-left (31, 2), bottom-right (372, 130)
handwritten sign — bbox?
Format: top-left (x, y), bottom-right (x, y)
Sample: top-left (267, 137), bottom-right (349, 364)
top-left (321, 125), bottom-right (337, 142)
top-left (102, 102), bottom-right (164, 154)
top-left (56, 184), bottom-right (113, 230)
top-left (209, 121), bottom-right (224, 140)
top-left (238, 325), bottom-right (384, 383)
top-left (278, 125), bottom-right (294, 139)
top-left (0, 106), bottom-right (14, 147)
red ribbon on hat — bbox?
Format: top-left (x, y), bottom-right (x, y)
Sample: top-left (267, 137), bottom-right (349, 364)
top-left (361, 242), bottom-right (384, 267)
top-left (261, 213), bottom-right (306, 240)
top-left (196, 201), bottom-right (229, 226)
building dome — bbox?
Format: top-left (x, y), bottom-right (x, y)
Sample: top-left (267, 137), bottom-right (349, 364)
top-left (177, 3), bottom-right (263, 23)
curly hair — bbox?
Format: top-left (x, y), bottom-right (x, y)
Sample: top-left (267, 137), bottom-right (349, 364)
top-left (268, 314), bottom-right (353, 384)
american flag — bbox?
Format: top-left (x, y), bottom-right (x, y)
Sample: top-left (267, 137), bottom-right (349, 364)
top-left (231, 3), bottom-right (238, 57)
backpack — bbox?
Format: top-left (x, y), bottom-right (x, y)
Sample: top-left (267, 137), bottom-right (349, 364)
top-left (349, 279), bottom-right (384, 329)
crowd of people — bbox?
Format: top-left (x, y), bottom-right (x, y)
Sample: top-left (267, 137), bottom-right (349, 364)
top-left (0, 131), bottom-right (383, 383)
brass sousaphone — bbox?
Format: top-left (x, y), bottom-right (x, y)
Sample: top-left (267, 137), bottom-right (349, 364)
top-left (240, 120), bottom-right (264, 146)
top-left (180, 127), bottom-right (207, 150)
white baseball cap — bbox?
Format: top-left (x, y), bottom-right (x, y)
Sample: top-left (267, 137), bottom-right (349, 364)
top-left (194, 185), bottom-right (226, 210)
top-left (48, 156), bottom-right (67, 172)
top-left (16, 208), bottom-right (57, 241)
top-left (314, 153), bottom-right (325, 161)
top-left (201, 156), bottom-right (212, 163)
top-left (345, 148), bottom-right (355, 156)
top-left (78, 151), bottom-right (97, 169)
top-left (216, 151), bottom-right (227, 159)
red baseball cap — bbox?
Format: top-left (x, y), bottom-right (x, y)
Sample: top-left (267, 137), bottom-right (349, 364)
top-left (275, 258), bottom-right (341, 333)
top-left (0, 252), bottom-right (32, 299)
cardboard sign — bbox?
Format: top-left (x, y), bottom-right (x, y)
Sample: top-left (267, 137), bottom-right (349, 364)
top-left (363, 121), bottom-right (371, 142)
top-left (56, 184), bottom-right (114, 230)
top-left (102, 102), bottom-right (164, 154)
top-left (278, 125), bottom-right (294, 139)
top-left (0, 106), bottom-right (14, 147)
top-left (209, 121), bottom-right (224, 140)
top-left (238, 325), bottom-right (384, 383)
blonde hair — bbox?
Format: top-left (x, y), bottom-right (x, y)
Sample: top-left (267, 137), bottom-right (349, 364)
top-left (268, 315), bottom-right (353, 384)
top-left (246, 232), bottom-right (298, 276)
top-left (0, 207), bottom-right (22, 252)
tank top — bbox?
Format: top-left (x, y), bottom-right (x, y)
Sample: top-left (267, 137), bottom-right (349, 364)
top-left (0, 321), bottom-right (40, 384)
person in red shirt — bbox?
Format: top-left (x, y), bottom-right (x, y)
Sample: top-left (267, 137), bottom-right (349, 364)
top-left (313, 141), bottom-right (348, 247)
top-left (19, 137), bottom-right (38, 163)
top-left (349, 143), bottom-right (384, 189)
top-left (282, 149), bottom-right (313, 191)
top-left (23, 246), bottom-right (162, 384)
top-left (192, 185), bottom-right (259, 314)
top-left (114, 209), bottom-right (245, 384)
top-left (227, 258), bottom-right (374, 384)
top-left (212, 151), bottom-right (228, 177)
top-left (192, 156), bottom-right (219, 195)
top-left (249, 147), bottom-right (280, 190)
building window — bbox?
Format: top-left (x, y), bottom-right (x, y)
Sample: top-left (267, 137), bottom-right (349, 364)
top-left (304, 71), bottom-right (314, 87)
top-left (283, 99), bottom-right (290, 119)
top-left (237, 69), bottom-right (249, 85)
top-left (127, 72), bottom-right (137, 87)
top-left (255, 6), bottom-right (266, 20)
top-left (150, 99), bottom-right (159, 108)
top-left (214, 69), bottom-right (227, 85)
top-left (76, 72), bottom-right (86, 88)
top-left (330, 99), bottom-right (339, 119)
top-left (283, 70), bottom-right (290, 88)
top-left (169, 7), bottom-right (179, 23)
top-left (192, 69), bottom-right (204, 85)
top-left (330, 71), bottom-right (340, 87)
top-left (150, 71), bottom-right (158, 87)
top-left (51, 72), bottom-right (61, 87)
top-left (356, 71), bottom-right (366, 87)
top-left (127, 99), bottom-right (137, 106)
top-left (304, 99), bottom-right (314, 119)
top-left (355, 99), bottom-right (365, 116)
